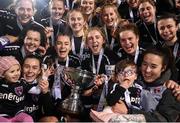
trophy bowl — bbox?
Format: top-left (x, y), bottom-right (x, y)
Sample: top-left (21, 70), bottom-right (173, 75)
top-left (58, 67), bottom-right (95, 116)
top-left (62, 67), bottom-right (95, 88)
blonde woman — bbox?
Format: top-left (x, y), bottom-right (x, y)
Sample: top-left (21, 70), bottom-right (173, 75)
top-left (101, 4), bottom-right (129, 52)
top-left (80, 0), bottom-right (101, 27)
top-left (67, 9), bottom-right (90, 61)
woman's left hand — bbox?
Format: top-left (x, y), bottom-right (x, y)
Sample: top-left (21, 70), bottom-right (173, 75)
top-left (41, 64), bottom-right (55, 78)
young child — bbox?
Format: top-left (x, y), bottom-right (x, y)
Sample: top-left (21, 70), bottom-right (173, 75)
top-left (90, 59), bottom-right (145, 122)
top-left (106, 59), bottom-right (142, 112)
top-left (0, 56), bottom-right (41, 122)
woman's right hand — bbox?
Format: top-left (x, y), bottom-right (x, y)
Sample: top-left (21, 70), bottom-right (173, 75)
top-left (165, 80), bottom-right (179, 89)
top-left (172, 85), bottom-right (180, 102)
top-left (82, 74), bottom-right (107, 96)
top-left (94, 74), bottom-right (107, 86)
top-left (44, 27), bottom-right (54, 38)
top-left (165, 80), bottom-right (180, 101)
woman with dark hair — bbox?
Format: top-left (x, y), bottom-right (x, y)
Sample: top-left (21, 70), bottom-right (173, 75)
top-left (112, 47), bottom-right (180, 122)
top-left (41, 32), bottom-right (82, 122)
top-left (22, 54), bottom-right (57, 122)
top-left (18, 25), bottom-right (47, 47)
top-left (157, 13), bottom-right (180, 81)
top-left (136, 0), bottom-right (162, 48)
top-left (0, 25), bottom-right (47, 64)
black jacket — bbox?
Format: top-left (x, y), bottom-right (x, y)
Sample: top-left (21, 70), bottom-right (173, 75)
top-left (40, 18), bottom-right (68, 42)
top-left (136, 20), bottom-right (162, 49)
top-left (116, 46), bottom-right (145, 67)
top-left (24, 91), bottom-right (55, 121)
top-left (118, 1), bottom-right (140, 23)
top-left (0, 79), bottom-right (38, 117)
top-left (0, 9), bottom-right (44, 37)
top-left (0, 43), bottom-right (43, 65)
top-left (81, 48), bottom-right (120, 74)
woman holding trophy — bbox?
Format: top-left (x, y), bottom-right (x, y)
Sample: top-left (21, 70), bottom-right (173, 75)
top-left (42, 32), bottom-right (81, 121)
top-left (80, 27), bottom-right (120, 121)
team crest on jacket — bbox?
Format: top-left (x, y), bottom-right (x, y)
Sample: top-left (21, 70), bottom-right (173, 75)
top-left (15, 86), bottom-right (23, 96)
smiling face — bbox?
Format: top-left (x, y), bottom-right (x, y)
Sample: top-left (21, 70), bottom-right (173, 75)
top-left (4, 65), bottom-right (21, 83)
top-left (138, 1), bottom-right (156, 24)
top-left (157, 18), bottom-right (178, 43)
top-left (101, 6), bottom-right (118, 28)
top-left (86, 29), bottom-right (105, 55)
top-left (15, 0), bottom-right (35, 25)
top-left (119, 30), bottom-right (139, 55)
top-left (141, 53), bottom-right (166, 83)
top-left (24, 30), bottom-right (41, 53)
top-left (23, 58), bottom-right (41, 83)
top-left (55, 35), bottom-right (71, 60)
top-left (68, 10), bottom-right (86, 33)
top-left (81, 0), bottom-right (95, 15)
top-left (50, 0), bottom-right (65, 22)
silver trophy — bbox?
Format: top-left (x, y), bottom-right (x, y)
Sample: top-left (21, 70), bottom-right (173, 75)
top-left (58, 67), bottom-right (95, 116)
